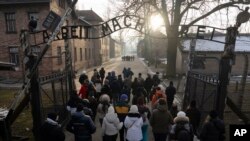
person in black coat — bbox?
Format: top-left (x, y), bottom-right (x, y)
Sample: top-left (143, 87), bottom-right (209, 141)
top-left (186, 100), bottom-right (201, 135)
top-left (40, 113), bottom-right (65, 141)
top-left (144, 74), bottom-right (154, 103)
top-left (200, 110), bottom-right (225, 141)
top-left (99, 67), bottom-right (105, 84)
top-left (67, 104), bottom-right (96, 141)
top-left (165, 81), bottom-right (176, 110)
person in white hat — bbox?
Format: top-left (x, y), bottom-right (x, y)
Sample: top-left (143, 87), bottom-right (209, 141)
top-left (124, 105), bottom-right (143, 141)
top-left (170, 111), bottom-right (194, 141)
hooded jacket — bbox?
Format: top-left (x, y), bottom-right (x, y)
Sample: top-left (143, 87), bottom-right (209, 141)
top-left (170, 113), bottom-right (194, 141)
top-left (66, 112), bottom-right (96, 141)
top-left (150, 104), bottom-right (173, 133)
top-left (102, 106), bottom-right (123, 136)
top-left (200, 118), bottom-right (225, 141)
top-left (124, 113), bottom-right (143, 141)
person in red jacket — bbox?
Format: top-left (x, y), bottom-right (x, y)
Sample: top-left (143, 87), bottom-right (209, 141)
top-left (79, 79), bottom-right (89, 99)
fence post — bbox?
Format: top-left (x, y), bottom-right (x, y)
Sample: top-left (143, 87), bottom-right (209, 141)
top-left (29, 54), bottom-right (43, 141)
top-left (217, 26), bottom-right (238, 119)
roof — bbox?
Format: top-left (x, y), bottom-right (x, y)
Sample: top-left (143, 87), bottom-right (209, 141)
top-left (0, 62), bottom-right (16, 71)
top-left (0, 0), bottom-right (50, 5)
top-left (76, 10), bottom-right (103, 22)
top-left (78, 17), bottom-right (92, 26)
top-left (181, 36), bottom-right (250, 52)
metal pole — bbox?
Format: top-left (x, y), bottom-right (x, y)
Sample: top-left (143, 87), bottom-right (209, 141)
top-left (217, 26), bottom-right (238, 118)
top-left (29, 54), bottom-right (42, 141)
top-left (65, 39), bottom-right (74, 95)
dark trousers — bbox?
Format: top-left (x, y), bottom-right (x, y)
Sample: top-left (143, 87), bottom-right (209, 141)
top-left (167, 98), bottom-right (174, 110)
top-left (153, 133), bottom-right (168, 141)
top-left (119, 126), bottom-right (125, 141)
top-left (103, 134), bottom-right (117, 141)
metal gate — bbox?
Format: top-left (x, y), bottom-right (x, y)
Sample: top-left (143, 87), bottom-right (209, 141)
top-left (39, 71), bottom-right (69, 125)
top-left (183, 71), bottom-right (219, 122)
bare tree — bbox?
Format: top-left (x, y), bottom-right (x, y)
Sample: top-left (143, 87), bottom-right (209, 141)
top-left (115, 0), bottom-right (250, 77)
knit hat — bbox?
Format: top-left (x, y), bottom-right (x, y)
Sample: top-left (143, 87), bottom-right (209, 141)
top-left (120, 94), bottom-right (128, 101)
top-left (174, 111), bottom-right (189, 123)
top-left (129, 105), bottom-right (139, 113)
top-left (177, 111), bottom-right (186, 118)
top-left (100, 94), bottom-right (110, 102)
top-left (108, 106), bottom-right (115, 113)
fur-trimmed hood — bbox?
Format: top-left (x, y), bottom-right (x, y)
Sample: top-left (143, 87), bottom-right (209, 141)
top-left (174, 115), bottom-right (189, 123)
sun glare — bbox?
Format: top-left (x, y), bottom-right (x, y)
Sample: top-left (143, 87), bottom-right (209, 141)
top-left (150, 14), bottom-right (164, 31)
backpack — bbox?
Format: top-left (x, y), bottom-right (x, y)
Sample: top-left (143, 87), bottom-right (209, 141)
top-left (173, 124), bottom-right (193, 141)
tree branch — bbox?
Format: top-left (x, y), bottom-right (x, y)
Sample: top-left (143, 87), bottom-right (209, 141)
top-left (180, 0), bottom-right (203, 18)
top-left (180, 1), bottom-right (250, 35)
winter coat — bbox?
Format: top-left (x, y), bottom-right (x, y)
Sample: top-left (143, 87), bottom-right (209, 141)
top-left (150, 105), bottom-right (173, 133)
top-left (97, 102), bottom-right (109, 119)
top-left (99, 69), bottom-right (105, 79)
top-left (124, 113), bottom-right (143, 141)
top-left (137, 105), bottom-right (151, 125)
top-left (78, 84), bottom-right (88, 99)
top-left (40, 118), bottom-right (65, 141)
top-left (101, 84), bottom-right (111, 95)
top-left (66, 112), bottom-right (96, 141)
top-left (186, 107), bottom-right (201, 134)
top-left (102, 107), bottom-right (123, 135)
top-left (200, 118), bottom-right (225, 141)
top-left (165, 86), bottom-right (176, 101)
top-left (144, 77), bottom-right (154, 91)
top-left (114, 102), bottom-right (130, 122)
top-left (170, 115), bottom-right (194, 141)
top-left (151, 90), bottom-right (166, 108)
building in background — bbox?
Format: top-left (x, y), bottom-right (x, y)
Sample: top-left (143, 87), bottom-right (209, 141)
top-left (0, 0), bottom-right (74, 79)
top-left (76, 10), bottom-right (104, 67)
top-left (137, 31), bottom-right (167, 62)
top-left (0, 1), bottom-right (109, 80)
top-left (177, 36), bottom-right (250, 75)
top-left (109, 37), bottom-right (122, 58)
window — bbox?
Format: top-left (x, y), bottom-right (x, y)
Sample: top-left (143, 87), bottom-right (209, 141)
top-left (57, 46), bottom-right (62, 65)
top-left (74, 47), bottom-right (77, 62)
top-left (89, 48), bottom-right (91, 59)
top-left (80, 48), bottom-right (83, 61)
top-left (9, 47), bottom-right (19, 65)
top-left (5, 13), bottom-right (16, 33)
top-left (59, 0), bottom-right (65, 9)
top-left (85, 48), bottom-right (88, 60)
top-left (28, 12), bottom-right (39, 31)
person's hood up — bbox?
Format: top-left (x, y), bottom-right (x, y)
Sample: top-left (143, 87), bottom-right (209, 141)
top-left (174, 111), bottom-right (189, 123)
top-left (105, 106), bottom-right (118, 123)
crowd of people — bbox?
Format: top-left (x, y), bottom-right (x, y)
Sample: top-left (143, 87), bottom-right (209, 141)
top-left (40, 67), bottom-right (226, 141)
top-left (122, 56), bottom-right (135, 61)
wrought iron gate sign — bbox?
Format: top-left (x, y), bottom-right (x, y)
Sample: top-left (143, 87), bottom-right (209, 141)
top-left (34, 15), bottom-right (145, 45)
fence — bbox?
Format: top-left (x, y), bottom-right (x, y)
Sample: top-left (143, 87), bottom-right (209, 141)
top-left (183, 71), bottom-right (219, 123)
top-left (39, 71), bottom-right (70, 125)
